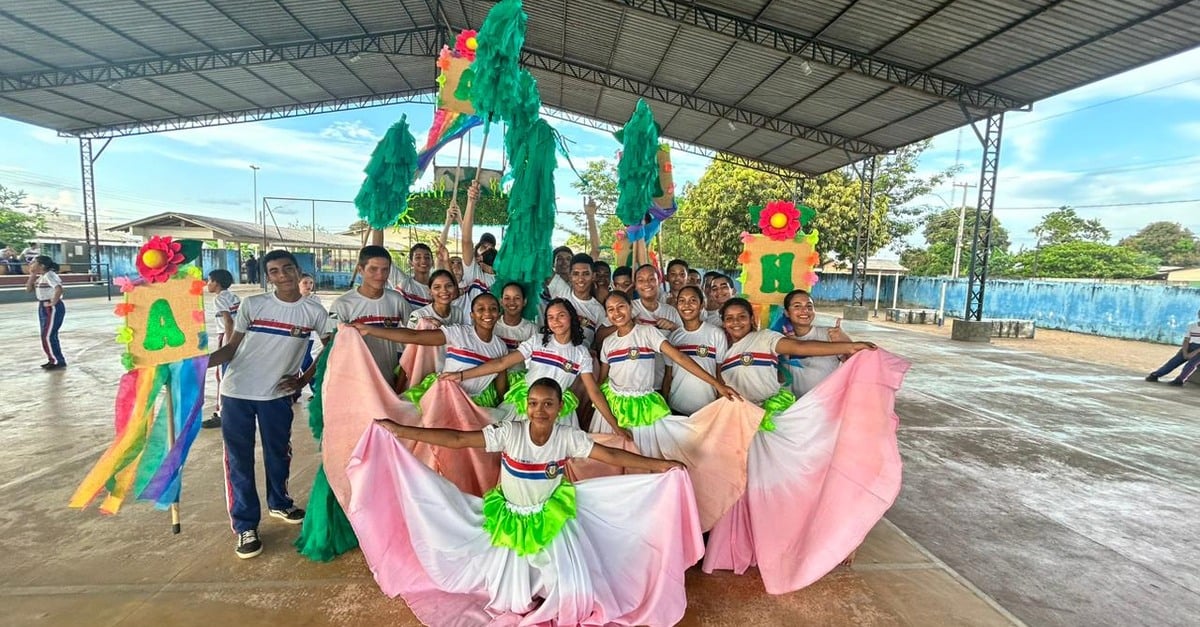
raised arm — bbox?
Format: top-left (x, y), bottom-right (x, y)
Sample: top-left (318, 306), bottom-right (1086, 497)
top-left (461, 181), bottom-right (479, 266)
top-left (776, 337), bottom-right (876, 358)
top-left (658, 340), bottom-right (741, 401)
top-left (375, 419), bottom-right (486, 449)
top-left (588, 443), bottom-right (682, 473)
top-left (355, 323), bottom-right (446, 346)
top-left (440, 350), bottom-right (524, 381)
top-left (584, 198), bottom-right (601, 260)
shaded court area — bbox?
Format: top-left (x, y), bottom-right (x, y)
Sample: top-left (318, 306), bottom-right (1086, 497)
top-left (1, 293), bottom-right (1194, 625)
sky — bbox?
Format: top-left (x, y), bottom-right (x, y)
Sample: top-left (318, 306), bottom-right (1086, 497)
top-left (3, 46), bottom-right (1200, 255)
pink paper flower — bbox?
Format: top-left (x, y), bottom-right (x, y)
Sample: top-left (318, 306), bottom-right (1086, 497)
top-left (136, 236), bottom-right (184, 283)
top-left (758, 201), bottom-right (801, 241)
top-left (455, 30), bottom-right (478, 60)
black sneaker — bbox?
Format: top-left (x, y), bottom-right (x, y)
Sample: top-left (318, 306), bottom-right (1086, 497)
top-left (1168, 379), bottom-right (1184, 387)
top-left (268, 506), bottom-right (305, 524)
top-left (1145, 374), bottom-right (1159, 382)
top-left (201, 413), bottom-right (222, 429)
top-left (39, 361), bottom-right (53, 368)
top-left (235, 529), bottom-right (262, 559)
top-left (43, 363), bottom-right (66, 370)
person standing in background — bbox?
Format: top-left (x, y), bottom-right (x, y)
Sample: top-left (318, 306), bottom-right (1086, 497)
top-left (25, 255), bottom-right (66, 370)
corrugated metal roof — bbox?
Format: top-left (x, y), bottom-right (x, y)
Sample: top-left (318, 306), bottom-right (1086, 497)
top-left (1, 0), bottom-right (1198, 176)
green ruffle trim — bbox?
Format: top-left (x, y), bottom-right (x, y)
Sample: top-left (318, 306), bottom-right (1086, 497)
top-left (404, 372), bottom-right (501, 407)
top-left (600, 381), bottom-right (670, 428)
top-left (503, 371), bottom-right (578, 417)
top-left (482, 482), bottom-right (576, 556)
top-left (294, 465), bottom-right (359, 562)
top-left (759, 388), bottom-right (797, 432)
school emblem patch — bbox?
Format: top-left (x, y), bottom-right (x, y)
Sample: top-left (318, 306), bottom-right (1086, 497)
top-left (628, 347), bottom-right (640, 361)
top-left (740, 352), bottom-right (754, 366)
top-left (289, 327), bottom-right (307, 338)
top-left (562, 360), bottom-right (573, 372)
top-left (697, 346), bottom-right (709, 358)
top-left (544, 461), bottom-right (560, 478)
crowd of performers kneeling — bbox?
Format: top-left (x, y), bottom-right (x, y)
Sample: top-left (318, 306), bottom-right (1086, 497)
top-left (204, 196), bottom-right (909, 626)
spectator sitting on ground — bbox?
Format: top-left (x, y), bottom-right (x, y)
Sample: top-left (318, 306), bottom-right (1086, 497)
top-left (1146, 308), bottom-right (1200, 386)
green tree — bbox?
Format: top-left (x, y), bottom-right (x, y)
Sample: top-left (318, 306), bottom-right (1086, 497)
top-left (1118, 221), bottom-right (1200, 267)
top-left (0, 183), bottom-right (46, 248)
top-left (901, 208), bottom-right (1011, 276)
top-left (674, 162), bottom-right (792, 268)
top-left (1031, 206), bottom-right (1110, 247)
top-left (1014, 241), bottom-right (1156, 279)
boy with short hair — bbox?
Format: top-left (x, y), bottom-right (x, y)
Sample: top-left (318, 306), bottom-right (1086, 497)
top-left (548, 253), bottom-right (607, 348)
top-left (202, 269), bottom-right (239, 429)
top-left (389, 243), bottom-right (434, 309)
top-left (207, 250), bottom-right (334, 559)
top-left (330, 246), bottom-right (411, 390)
top-left (665, 259), bottom-right (689, 306)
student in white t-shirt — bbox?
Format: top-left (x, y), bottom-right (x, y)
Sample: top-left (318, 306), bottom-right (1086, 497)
top-left (494, 282), bottom-right (537, 371)
top-left (662, 285), bottom-right (729, 414)
top-left (547, 253), bottom-right (607, 349)
top-left (626, 263), bottom-right (683, 389)
top-left (407, 269), bottom-right (466, 329)
top-left (457, 180), bottom-right (499, 306)
top-left (389, 243), bottom-right (435, 309)
top-left (329, 246), bottom-right (411, 391)
top-left (1146, 307), bottom-right (1200, 386)
top-left (702, 273), bottom-right (735, 327)
top-left (206, 250), bottom-right (334, 560)
top-left (664, 259), bottom-right (689, 307)
top-left (773, 289), bottom-right (852, 397)
top-left (202, 269), bottom-right (241, 428)
top-left (296, 273), bottom-right (322, 394)
top-left (24, 255), bottom-right (66, 369)
top-left (355, 292), bottom-right (510, 407)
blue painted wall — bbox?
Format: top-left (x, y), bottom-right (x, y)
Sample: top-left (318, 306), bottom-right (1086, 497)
top-left (812, 274), bottom-right (1200, 345)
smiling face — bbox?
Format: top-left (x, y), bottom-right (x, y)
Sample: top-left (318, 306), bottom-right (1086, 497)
top-left (604, 294), bottom-right (633, 328)
top-left (526, 384), bottom-right (564, 426)
top-left (359, 256), bottom-right (392, 292)
top-left (721, 303), bottom-right (755, 342)
top-left (544, 303), bottom-right (572, 339)
top-left (500, 284), bottom-right (526, 317)
top-left (265, 258), bottom-right (301, 295)
top-left (429, 273), bottom-right (459, 305)
top-left (470, 295), bottom-right (500, 331)
top-left (635, 266), bottom-right (660, 302)
top-left (667, 263), bottom-right (688, 292)
top-left (410, 247), bottom-right (433, 274)
top-left (785, 293), bottom-right (816, 329)
top-left (569, 262), bottom-right (593, 297)
top-left (594, 264), bottom-right (612, 290)
top-left (675, 288), bottom-right (703, 323)
top-left (707, 276), bottom-right (734, 307)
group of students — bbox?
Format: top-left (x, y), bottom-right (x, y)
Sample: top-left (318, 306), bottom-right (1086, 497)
top-left (203, 184), bottom-right (894, 625)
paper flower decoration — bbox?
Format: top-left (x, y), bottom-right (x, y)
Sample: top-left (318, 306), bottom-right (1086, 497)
top-left (136, 236), bottom-right (185, 283)
top-left (758, 200), bottom-right (801, 241)
top-left (455, 29), bottom-right (478, 59)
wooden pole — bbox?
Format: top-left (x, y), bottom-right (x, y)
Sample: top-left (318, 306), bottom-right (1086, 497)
top-left (162, 381), bottom-right (181, 534)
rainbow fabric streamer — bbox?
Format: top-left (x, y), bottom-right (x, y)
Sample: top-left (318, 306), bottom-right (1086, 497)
top-left (417, 108), bottom-right (482, 174)
top-left (69, 357), bottom-right (208, 513)
top-left (69, 236), bottom-right (210, 516)
top-left (417, 31), bottom-right (483, 175)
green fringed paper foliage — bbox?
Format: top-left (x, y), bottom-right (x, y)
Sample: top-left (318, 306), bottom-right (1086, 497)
top-left (467, 0), bottom-right (527, 123)
top-left (294, 465), bottom-right (358, 562)
top-left (491, 118), bottom-right (557, 320)
top-left (615, 99), bottom-right (661, 226)
top-left (306, 331), bottom-right (335, 441)
top-left (354, 116), bottom-right (419, 230)
top-left (503, 69), bottom-right (543, 160)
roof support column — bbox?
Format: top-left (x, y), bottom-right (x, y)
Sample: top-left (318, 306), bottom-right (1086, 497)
top-left (849, 155), bottom-right (876, 308)
top-left (962, 111), bottom-right (1004, 322)
top-left (78, 138), bottom-right (110, 273)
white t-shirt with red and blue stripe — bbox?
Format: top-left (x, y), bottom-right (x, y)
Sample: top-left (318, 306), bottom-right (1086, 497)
top-left (665, 322), bottom-right (728, 414)
top-left (223, 292), bottom-right (333, 401)
top-left (599, 324), bottom-right (664, 395)
top-left (483, 420), bottom-right (594, 508)
top-left (720, 329), bottom-right (784, 405)
top-left (388, 266), bottom-right (432, 309)
top-left (496, 317), bottom-right (538, 372)
top-left (517, 335), bottom-right (593, 392)
top-left (440, 324), bottom-right (509, 396)
top-left (330, 288), bottom-right (410, 384)
top-left (212, 289), bottom-right (241, 335)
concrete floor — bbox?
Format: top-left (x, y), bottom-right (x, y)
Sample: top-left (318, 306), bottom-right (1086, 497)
top-left (2, 293), bottom-right (1193, 626)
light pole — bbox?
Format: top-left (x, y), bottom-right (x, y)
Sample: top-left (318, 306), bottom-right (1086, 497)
top-left (249, 164), bottom-right (262, 288)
